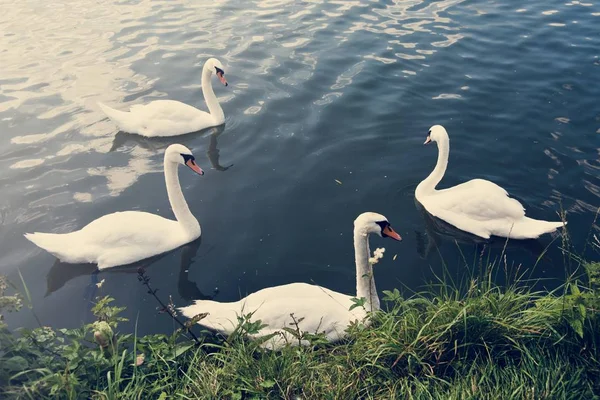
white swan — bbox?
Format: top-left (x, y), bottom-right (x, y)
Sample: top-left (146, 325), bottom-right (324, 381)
top-left (179, 212), bottom-right (402, 350)
top-left (98, 58), bottom-right (228, 137)
top-left (415, 125), bottom-right (565, 239)
top-left (25, 144), bottom-right (204, 269)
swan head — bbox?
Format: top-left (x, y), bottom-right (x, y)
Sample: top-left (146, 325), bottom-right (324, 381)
top-left (165, 144), bottom-right (204, 176)
top-left (204, 57), bottom-right (228, 87)
top-left (354, 212), bottom-right (402, 241)
top-left (424, 125), bottom-right (448, 145)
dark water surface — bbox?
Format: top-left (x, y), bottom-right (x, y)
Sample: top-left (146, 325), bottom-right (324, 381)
top-left (1, 0), bottom-right (599, 333)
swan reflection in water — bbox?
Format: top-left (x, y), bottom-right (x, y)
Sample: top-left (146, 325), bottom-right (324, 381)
top-left (45, 238), bottom-right (218, 303)
top-left (109, 125), bottom-right (233, 172)
top-left (413, 198), bottom-right (562, 284)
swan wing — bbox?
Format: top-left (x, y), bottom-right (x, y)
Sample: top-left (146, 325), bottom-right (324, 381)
top-left (78, 211), bottom-right (182, 248)
top-left (424, 179), bottom-right (525, 238)
top-left (25, 211), bottom-right (185, 268)
top-left (126, 100), bottom-right (214, 136)
top-left (435, 179), bottom-right (525, 220)
top-left (130, 100), bottom-right (209, 122)
top-left (458, 179), bottom-right (512, 198)
top-left (180, 283), bottom-right (364, 345)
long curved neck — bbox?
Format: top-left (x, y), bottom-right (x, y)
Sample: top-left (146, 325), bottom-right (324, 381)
top-left (164, 158), bottom-right (200, 238)
top-left (201, 67), bottom-right (224, 123)
top-left (416, 136), bottom-right (449, 197)
top-left (354, 227), bottom-right (380, 312)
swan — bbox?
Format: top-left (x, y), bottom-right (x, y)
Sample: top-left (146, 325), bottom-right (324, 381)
top-left (415, 125), bottom-right (565, 239)
top-left (25, 144), bottom-right (204, 269)
top-left (98, 58), bottom-right (228, 137)
top-left (179, 212), bottom-right (402, 350)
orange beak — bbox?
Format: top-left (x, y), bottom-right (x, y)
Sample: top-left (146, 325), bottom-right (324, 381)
top-left (424, 136), bottom-right (432, 145)
top-left (216, 71), bottom-right (228, 86)
top-left (383, 225), bottom-right (402, 241)
top-left (185, 159), bottom-right (204, 175)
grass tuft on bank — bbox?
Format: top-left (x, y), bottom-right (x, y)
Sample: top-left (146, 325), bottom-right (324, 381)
top-left (1, 237), bottom-right (600, 399)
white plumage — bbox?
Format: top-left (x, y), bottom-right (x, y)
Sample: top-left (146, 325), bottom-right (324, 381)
top-left (98, 58), bottom-right (228, 137)
top-left (415, 125), bottom-right (565, 239)
top-left (24, 144), bottom-right (205, 269)
top-left (179, 212), bottom-right (403, 350)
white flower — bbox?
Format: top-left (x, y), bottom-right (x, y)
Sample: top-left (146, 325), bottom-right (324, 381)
top-left (368, 247), bottom-right (385, 265)
top-left (96, 279), bottom-right (105, 288)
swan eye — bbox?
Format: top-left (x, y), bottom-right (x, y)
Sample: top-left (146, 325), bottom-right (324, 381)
top-left (375, 220), bottom-right (389, 233)
top-left (181, 154), bottom-right (195, 163)
top-left (215, 67), bottom-right (225, 75)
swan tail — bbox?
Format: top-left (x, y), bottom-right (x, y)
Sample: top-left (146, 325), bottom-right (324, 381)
top-left (98, 102), bottom-right (134, 131)
top-left (179, 301), bottom-right (236, 333)
top-left (24, 232), bottom-right (73, 261)
top-left (179, 302), bottom-right (212, 321)
top-left (509, 218), bottom-right (566, 239)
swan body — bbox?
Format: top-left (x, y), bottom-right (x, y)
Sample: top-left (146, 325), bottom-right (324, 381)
top-left (179, 212), bottom-right (402, 350)
top-left (25, 144), bottom-right (205, 269)
top-left (98, 58), bottom-right (228, 137)
top-left (415, 125), bottom-right (565, 239)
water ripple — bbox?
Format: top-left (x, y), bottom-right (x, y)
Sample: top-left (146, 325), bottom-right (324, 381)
top-left (1, 0), bottom-right (600, 333)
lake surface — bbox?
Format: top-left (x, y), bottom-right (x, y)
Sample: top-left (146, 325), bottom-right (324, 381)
top-left (1, 0), bottom-right (599, 334)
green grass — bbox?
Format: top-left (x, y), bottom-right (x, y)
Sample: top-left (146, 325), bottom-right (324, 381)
top-left (176, 267), bottom-right (599, 400)
top-left (1, 238), bottom-right (600, 399)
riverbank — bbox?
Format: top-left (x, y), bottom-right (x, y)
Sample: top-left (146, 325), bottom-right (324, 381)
top-left (1, 251), bottom-right (599, 399)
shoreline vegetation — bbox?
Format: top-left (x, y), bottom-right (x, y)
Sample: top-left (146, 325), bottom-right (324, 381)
top-left (1, 227), bottom-right (600, 399)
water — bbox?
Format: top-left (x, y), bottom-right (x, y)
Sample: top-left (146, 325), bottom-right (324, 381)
top-left (1, 0), bottom-right (599, 334)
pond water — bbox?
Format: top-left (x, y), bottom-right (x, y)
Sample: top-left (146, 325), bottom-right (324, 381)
top-left (1, 0), bottom-right (599, 334)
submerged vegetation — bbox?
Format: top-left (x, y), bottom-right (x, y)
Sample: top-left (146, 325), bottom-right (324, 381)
top-left (1, 232), bottom-right (600, 399)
